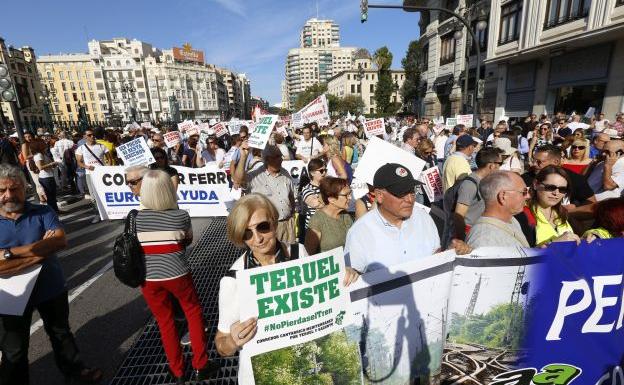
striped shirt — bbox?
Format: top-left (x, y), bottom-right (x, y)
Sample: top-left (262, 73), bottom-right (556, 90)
top-left (301, 183), bottom-right (321, 229)
top-left (135, 209), bottom-right (191, 280)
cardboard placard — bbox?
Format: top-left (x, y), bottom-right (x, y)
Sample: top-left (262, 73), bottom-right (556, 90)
top-left (248, 115), bottom-right (278, 150)
top-left (364, 118), bottom-right (385, 137)
top-left (115, 137), bottom-right (155, 166)
top-left (163, 131), bottom-right (181, 148)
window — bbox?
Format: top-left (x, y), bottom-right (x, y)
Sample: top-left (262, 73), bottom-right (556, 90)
top-left (68, 72), bottom-right (73, 80)
top-left (618, 0), bottom-right (624, 5)
top-left (73, 94), bottom-right (78, 102)
top-left (438, 0), bottom-right (459, 23)
top-left (59, 72), bottom-right (65, 80)
top-left (87, 81), bottom-right (92, 90)
top-left (370, 84), bottom-right (374, 93)
top-left (440, 34), bottom-right (456, 65)
top-left (46, 71), bottom-right (52, 80)
top-left (64, 93), bottom-right (69, 102)
top-left (66, 104), bottom-right (72, 112)
top-left (421, 44), bottom-right (429, 71)
top-left (545, 0), bottom-right (591, 29)
top-left (89, 92), bottom-right (94, 100)
top-left (351, 84), bottom-right (355, 93)
top-left (370, 96), bottom-right (374, 104)
top-left (61, 83), bottom-right (67, 91)
top-left (499, 0), bottom-right (522, 45)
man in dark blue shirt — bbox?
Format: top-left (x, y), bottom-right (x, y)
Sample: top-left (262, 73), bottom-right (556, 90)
top-left (0, 164), bottom-right (101, 385)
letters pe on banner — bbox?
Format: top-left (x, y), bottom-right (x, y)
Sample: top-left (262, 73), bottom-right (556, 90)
top-left (248, 115), bottom-right (278, 150)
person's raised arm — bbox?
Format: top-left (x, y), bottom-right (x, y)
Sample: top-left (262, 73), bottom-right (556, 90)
top-left (232, 141), bottom-right (250, 185)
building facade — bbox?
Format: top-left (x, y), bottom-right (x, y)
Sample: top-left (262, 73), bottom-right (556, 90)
top-left (283, 18), bottom-right (358, 110)
top-left (327, 51), bottom-right (406, 114)
top-left (0, 38), bottom-right (46, 130)
top-left (216, 68), bottom-right (251, 119)
top-left (37, 54), bottom-right (106, 124)
top-left (417, 0), bottom-right (493, 120)
top-left (486, 0), bottom-right (624, 120)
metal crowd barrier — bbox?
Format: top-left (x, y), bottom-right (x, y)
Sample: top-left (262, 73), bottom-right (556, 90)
top-left (110, 217), bottom-right (240, 385)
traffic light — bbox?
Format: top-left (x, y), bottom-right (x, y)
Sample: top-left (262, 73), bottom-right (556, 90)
top-left (0, 63), bottom-right (17, 103)
top-left (360, 0), bottom-right (368, 23)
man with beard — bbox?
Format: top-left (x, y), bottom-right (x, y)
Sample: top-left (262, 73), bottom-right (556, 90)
top-left (0, 164), bottom-right (102, 385)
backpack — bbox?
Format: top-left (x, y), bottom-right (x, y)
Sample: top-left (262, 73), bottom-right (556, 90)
top-left (441, 176), bottom-right (479, 249)
top-left (112, 210), bottom-right (146, 287)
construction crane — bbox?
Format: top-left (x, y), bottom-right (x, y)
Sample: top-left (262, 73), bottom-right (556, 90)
top-left (464, 274), bottom-right (482, 318)
top-left (503, 266), bottom-right (526, 346)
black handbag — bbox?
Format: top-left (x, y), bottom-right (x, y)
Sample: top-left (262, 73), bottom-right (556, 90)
top-left (112, 210), bottom-right (146, 287)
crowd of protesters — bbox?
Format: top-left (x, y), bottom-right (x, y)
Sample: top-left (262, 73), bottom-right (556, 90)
top-left (2, 109), bottom-right (624, 384)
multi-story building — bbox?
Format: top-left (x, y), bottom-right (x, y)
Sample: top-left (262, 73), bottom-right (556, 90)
top-left (144, 47), bottom-right (225, 121)
top-left (237, 73), bottom-right (252, 119)
top-left (300, 18), bottom-right (340, 48)
top-left (416, 0), bottom-right (493, 120)
top-left (0, 37), bottom-right (46, 129)
top-left (327, 49), bottom-right (406, 114)
top-left (283, 19), bottom-right (358, 110)
top-left (216, 68), bottom-right (250, 119)
top-left (87, 38), bottom-right (157, 123)
top-left (486, 0), bottom-right (624, 120)
top-left (37, 54), bottom-right (106, 124)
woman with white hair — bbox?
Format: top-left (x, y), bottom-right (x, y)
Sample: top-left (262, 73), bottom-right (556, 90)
top-left (135, 170), bottom-right (219, 383)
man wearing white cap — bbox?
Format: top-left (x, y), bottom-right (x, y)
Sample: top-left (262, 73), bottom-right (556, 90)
top-left (232, 142), bottom-right (296, 244)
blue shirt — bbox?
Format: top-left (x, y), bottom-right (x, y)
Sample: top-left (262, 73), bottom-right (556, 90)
top-left (0, 203), bottom-right (66, 306)
top-left (590, 145), bottom-right (600, 159)
top-left (344, 206), bottom-right (441, 273)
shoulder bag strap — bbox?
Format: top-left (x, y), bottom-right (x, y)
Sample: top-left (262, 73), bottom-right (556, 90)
top-left (83, 144), bottom-right (105, 166)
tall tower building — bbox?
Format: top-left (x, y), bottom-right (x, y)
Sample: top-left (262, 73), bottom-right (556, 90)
top-left (283, 19), bottom-right (357, 110)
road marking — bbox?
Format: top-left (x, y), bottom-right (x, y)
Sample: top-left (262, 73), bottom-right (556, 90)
top-left (59, 207), bottom-right (93, 221)
top-left (30, 260), bottom-right (113, 335)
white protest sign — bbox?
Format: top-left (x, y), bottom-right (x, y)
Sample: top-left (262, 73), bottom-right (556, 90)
top-left (186, 124), bottom-right (200, 137)
top-left (276, 124), bottom-right (289, 137)
top-left (0, 265), bottom-right (42, 316)
top-left (140, 122), bottom-right (152, 129)
top-left (227, 120), bottom-right (242, 135)
top-left (456, 114), bottom-right (474, 127)
top-left (131, 121), bottom-right (141, 130)
top-left (353, 136), bottom-right (427, 185)
top-left (419, 166), bottom-right (444, 202)
top-left (163, 131), bottom-right (181, 148)
top-left (177, 120), bottom-right (194, 132)
top-left (446, 117), bottom-right (458, 127)
top-left (585, 107), bottom-right (596, 119)
top-left (237, 247), bottom-right (350, 356)
top-left (248, 115), bottom-right (278, 150)
top-left (295, 94), bottom-right (330, 127)
top-left (364, 118), bottom-right (385, 137)
top-left (433, 122), bottom-right (446, 134)
top-left (116, 137), bottom-right (155, 167)
top-left (89, 165), bottom-right (232, 220)
top-left (212, 122), bottom-right (229, 137)
top-left (199, 131), bottom-right (211, 146)
top-left (291, 112), bottom-right (303, 129)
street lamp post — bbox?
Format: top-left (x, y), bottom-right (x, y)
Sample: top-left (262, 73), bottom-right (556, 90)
top-left (365, 2), bottom-right (484, 128)
top-left (357, 64), bottom-right (365, 115)
top-left (121, 82), bottom-right (136, 122)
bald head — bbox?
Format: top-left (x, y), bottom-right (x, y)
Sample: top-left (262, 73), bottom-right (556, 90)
top-left (605, 140), bottom-right (624, 153)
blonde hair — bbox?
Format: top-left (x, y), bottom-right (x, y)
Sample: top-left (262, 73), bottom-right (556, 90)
top-left (570, 138), bottom-right (590, 161)
top-left (323, 136), bottom-right (341, 158)
top-left (140, 170), bottom-right (178, 210)
top-left (227, 193), bottom-right (278, 247)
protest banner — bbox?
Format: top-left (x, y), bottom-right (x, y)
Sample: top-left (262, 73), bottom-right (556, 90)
top-left (199, 130), bottom-right (211, 146)
top-left (213, 122), bottom-right (229, 137)
top-left (186, 124), bottom-right (200, 137)
top-left (238, 247), bottom-right (351, 357)
top-left (584, 106), bottom-right (596, 119)
top-left (419, 166), bottom-right (443, 202)
top-left (445, 117), bottom-right (458, 127)
top-left (281, 160), bottom-right (306, 187)
top-left (89, 165), bottom-right (232, 220)
top-left (177, 120), bottom-right (194, 132)
top-left (228, 120), bottom-right (242, 135)
top-left (520, 240), bottom-right (624, 385)
top-left (354, 136), bottom-right (427, 185)
top-left (291, 112), bottom-right (303, 128)
top-left (364, 118), bottom-right (385, 137)
top-left (131, 121), bottom-right (141, 130)
top-left (456, 114), bottom-right (474, 127)
top-left (293, 94), bottom-right (330, 128)
top-left (346, 247), bottom-right (542, 384)
top-left (163, 131), bottom-right (181, 148)
top-left (140, 122), bottom-right (152, 129)
top-left (115, 137), bottom-right (155, 167)
top-left (248, 115), bottom-right (278, 150)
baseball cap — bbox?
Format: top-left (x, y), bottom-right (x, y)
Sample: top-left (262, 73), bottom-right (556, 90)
top-left (373, 163), bottom-right (421, 197)
top-left (456, 135), bottom-right (478, 148)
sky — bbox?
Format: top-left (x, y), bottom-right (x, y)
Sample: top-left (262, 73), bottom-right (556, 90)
top-left (2, 0), bottom-right (421, 106)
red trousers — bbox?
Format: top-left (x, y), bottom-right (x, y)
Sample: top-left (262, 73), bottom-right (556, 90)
top-left (141, 274), bottom-right (208, 377)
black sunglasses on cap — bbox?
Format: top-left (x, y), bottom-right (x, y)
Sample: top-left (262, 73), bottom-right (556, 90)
top-left (243, 221), bottom-right (272, 241)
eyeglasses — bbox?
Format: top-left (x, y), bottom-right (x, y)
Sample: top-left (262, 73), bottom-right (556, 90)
top-left (315, 168), bottom-right (327, 174)
top-left (338, 190), bottom-right (352, 197)
top-left (571, 145), bottom-right (586, 150)
top-left (85, 134), bottom-right (94, 137)
top-left (243, 221), bottom-right (273, 241)
top-left (153, 139), bottom-right (162, 142)
top-left (126, 177), bottom-right (143, 186)
top-left (505, 186), bottom-right (531, 196)
top-left (539, 183), bottom-right (569, 194)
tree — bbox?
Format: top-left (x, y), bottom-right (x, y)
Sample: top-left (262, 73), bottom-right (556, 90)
top-left (373, 47), bottom-right (395, 114)
top-left (336, 95), bottom-right (365, 116)
top-left (294, 83), bottom-right (327, 111)
top-left (401, 40), bottom-right (423, 114)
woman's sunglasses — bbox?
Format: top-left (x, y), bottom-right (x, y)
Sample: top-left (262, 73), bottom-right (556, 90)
top-left (540, 183), bottom-right (569, 194)
top-left (243, 221), bottom-right (272, 241)
top-left (571, 145), bottom-right (586, 150)
top-left (314, 168), bottom-right (327, 174)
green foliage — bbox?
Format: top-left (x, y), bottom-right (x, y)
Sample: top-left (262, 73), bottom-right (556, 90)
top-left (373, 46), bottom-right (395, 114)
top-left (447, 303), bottom-right (526, 349)
top-left (294, 83), bottom-right (328, 111)
top-left (252, 331), bottom-right (362, 385)
top-left (334, 95), bottom-right (365, 115)
top-left (400, 40), bottom-right (423, 111)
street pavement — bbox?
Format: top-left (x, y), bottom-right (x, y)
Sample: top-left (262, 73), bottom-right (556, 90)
top-left (25, 199), bottom-right (213, 385)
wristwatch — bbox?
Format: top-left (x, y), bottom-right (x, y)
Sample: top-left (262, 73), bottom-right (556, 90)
top-left (3, 249), bottom-right (14, 260)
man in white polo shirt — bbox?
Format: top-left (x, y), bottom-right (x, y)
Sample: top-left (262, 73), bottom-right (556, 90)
top-left (295, 125), bottom-right (322, 163)
top-left (344, 163), bottom-right (441, 275)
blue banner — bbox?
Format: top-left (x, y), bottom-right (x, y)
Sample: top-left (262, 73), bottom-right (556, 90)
top-left (517, 239), bottom-right (624, 385)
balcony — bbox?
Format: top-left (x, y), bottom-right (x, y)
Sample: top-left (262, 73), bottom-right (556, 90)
top-left (543, 0), bottom-right (589, 30)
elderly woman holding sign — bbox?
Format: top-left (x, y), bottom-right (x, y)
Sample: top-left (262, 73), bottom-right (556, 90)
top-left (215, 194), bottom-right (307, 384)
